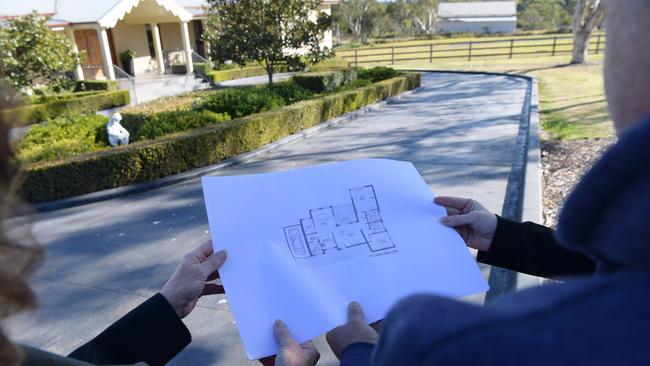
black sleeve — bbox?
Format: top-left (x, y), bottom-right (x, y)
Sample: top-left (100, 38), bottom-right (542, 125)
top-left (68, 293), bottom-right (191, 366)
top-left (340, 342), bottom-right (374, 366)
top-left (477, 216), bottom-right (596, 278)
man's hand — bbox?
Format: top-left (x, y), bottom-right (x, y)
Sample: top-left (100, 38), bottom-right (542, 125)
top-left (435, 196), bottom-right (498, 252)
top-left (160, 241), bottom-right (227, 318)
top-left (326, 302), bottom-right (378, 359)
top-left (259, 320), bottom-right (320, 366)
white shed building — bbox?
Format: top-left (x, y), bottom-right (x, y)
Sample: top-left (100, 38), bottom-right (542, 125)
top-left (436, 1), bottom-right (517, 34)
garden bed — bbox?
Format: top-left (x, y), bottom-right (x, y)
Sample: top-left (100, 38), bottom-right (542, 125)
top-left (18, 70), bottom-right (420, 203)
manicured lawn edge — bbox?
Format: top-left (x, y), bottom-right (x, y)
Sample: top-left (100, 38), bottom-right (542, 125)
top-left (3, 90), bottom-right (130, 125)
top-left (19, 73), bottom-right (420, 203)
top-left (208, 65), bottom-right (290, 82)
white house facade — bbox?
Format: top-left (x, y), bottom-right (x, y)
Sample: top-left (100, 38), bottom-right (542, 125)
top-left (0, 0), bottom-right (338, 81)
top-left (436, 1), bottom-right (517, 34)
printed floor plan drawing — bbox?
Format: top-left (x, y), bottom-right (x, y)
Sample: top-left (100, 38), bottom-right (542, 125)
top-left (283, 185), bottom-right (396, 263)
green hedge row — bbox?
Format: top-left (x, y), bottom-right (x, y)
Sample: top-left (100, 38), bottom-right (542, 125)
top-left (208, 65), bottom-right (290, 83)
top-left (19, 73), bottom-right (420, 203)
top-left (74, 80), bottom-right (119, 92)
top-left (293, 71), bottom-right (345, 93)
top-left (3, 90), bottom-right (131, 125)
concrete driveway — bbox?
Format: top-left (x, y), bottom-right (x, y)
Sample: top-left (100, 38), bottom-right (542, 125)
top-left (7, 72), bottom-right (532, 365)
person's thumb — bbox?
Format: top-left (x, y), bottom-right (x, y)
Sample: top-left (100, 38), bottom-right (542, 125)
top-left (273, 320), bottom-right (295, 347)
top-left (348, 301), bottom-right (366, 323)
top-left (440, 212), bottom-right (477, 228)
top-left (200, 250), bottom-right (227, 278)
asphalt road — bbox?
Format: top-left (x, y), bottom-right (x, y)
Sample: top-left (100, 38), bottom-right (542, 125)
top-left (7, 72), bottom-right (530, 365)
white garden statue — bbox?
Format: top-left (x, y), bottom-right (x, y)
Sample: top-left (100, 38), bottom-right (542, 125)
top-left (106, 112), bottom-right (130, 147)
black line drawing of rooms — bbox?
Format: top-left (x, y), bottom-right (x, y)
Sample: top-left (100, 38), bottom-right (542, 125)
top-left (283, 185), bottom-right (396, 260)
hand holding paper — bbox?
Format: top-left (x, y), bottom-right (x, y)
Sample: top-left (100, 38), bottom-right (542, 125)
top-left (202, 159), bottom-right (488, 359)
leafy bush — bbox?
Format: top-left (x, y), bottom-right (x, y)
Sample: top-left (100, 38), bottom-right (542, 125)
top-left (17, 114), bottom-right (109, 163)
top-left (75, 80), bottom-right (119, 92)
top-left (267, 82), bottom-right (314, 104)
top-left (135, 110), bottom-right (231, 141)
top-left (2, 90), bottom-right (130, 125)
top-left (357, 67), bottom-right (400, 83)
top-left (194, 62), bottom-right (213, 78)
top-left (26, 91), bottom-right (100, 105)
top-left (293, 71), bottom-right (344, 93)
top-left (19, 73), bottom-right (421, 203)
top-left (197, 87), bottom-right (285, 118)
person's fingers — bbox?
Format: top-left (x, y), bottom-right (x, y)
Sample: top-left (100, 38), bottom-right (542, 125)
top-left (202, 283), bottom-right (225, 295)
top-left (434, 196), bottom-right (472, 211)
top-left (207, 270), bottom-right (221, 281)
top-left (443, 206), bottom-right (462, 216)
top-left (259, 356), bottom-right (275, 366)
top-left (301, 340), bottom-right (321, 362)
top-left (199, 250), bottom-right (227, 278)
top-left (273, 320), bottom-right (296, 348)
top-left (347, 301), bottom-right (366, 323)
top-left (193, 240), bottom-right (215, 258)
top-left (370, 320), bottom-right (383, 332)
top-left (440, 212), bottom-right (478, 228)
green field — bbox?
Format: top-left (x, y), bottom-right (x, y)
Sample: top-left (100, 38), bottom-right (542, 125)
top-left (376, 49), bottom-right (613, 140)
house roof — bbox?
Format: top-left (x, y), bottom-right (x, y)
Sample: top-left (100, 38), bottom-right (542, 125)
top-left (438, 1), bottom-right (516, 19)
top-left (0, 0), bottom-right (194, 26)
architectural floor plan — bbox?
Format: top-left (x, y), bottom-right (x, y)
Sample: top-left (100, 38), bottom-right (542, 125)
top-left (283, 185), bottom-right (396, 264)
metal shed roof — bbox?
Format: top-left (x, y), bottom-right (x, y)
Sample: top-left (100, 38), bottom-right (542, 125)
top-left (438, 1), bottom-right (517, 19)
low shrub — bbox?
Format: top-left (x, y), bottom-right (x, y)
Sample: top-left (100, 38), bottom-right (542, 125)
top-left (26, 91), bottom-right (100, 105)
top-left (135, 110), bottom-right (231, 141)
top-left (17, 114), bottom-right (109, 164)
top-left (197, 87), bottom-right (286, 118)
top-left (193, 62), bottom-right (213, 78)
top-left (208, 64), bottom-right (289, 83)
top-left (19, 73), bottom-right (421, 203)
top-left (293, 71), bottom-right (344, 93)
top-left (171, 64), bottom-right (187, 74)
top-left (357, 67), bottom-right (400, 83)
top-left (267, 82), bottom-right (314, 104)
top-left (74, 80), bottom-right (119, 92)
top-left (2, 90), bottom-right (130, 125)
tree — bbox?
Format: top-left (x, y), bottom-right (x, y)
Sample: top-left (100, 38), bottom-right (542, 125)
top-left (0, 12), bottom-right (79, 93)
top-left (518, 0), bottom-right (572, 31)
top-left (410, 0), bottom-right (438, 37)
top-left (336, 0), bottom-right (382, 44)
top-left (571, 0), bottom-right (605, 64)
top-left (205, 0), bottom-right (332, 84)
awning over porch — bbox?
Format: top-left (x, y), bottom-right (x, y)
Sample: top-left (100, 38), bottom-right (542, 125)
top-left (99, 0), bottom-right (193, 28)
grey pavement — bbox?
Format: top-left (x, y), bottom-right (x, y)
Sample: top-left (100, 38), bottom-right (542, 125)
top-left (6, 72), bottom-right (536, 365)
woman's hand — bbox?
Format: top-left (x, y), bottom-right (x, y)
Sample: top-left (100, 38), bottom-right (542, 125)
top-left (160, 241), bottom-right (227, 318)
top-left (435, 196), bottom-right (497, 252)
top-left (260, 320), bottom-right (320, 366)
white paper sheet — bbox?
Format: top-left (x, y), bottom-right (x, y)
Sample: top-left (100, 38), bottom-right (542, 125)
top-left (202, 159), bottom-right (488, 359)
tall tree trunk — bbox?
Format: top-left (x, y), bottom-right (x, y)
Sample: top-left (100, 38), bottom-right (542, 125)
top-left (571, 0), bottom-right (605, 64)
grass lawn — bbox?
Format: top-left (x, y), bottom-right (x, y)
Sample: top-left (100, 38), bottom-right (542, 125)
top-left (390, 53), bottom-right (614, 140)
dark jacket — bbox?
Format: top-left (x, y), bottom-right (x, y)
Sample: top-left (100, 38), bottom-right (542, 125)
top-left (340, 113), bottom-right (650, 365)
top-left (22, 293), bottom-right (190, 366)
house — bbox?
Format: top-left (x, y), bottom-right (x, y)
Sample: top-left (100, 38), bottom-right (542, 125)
top-left (436, 1), bottom-right (517, 34)
top-left (0, 0), bottom-right (338, 81)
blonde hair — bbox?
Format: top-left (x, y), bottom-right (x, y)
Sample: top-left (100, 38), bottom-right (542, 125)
top-left (0, 85), bottom-right (43, 366)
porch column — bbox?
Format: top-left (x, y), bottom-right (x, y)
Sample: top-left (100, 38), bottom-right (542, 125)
top-left (97, 27), bottom-right (116, 80)
top-left (150, 23), bottom-right (165, 74)
top-left (179, 21), bottom-right (194, 74)
top-left (64, 28), bottom-right (85, 80)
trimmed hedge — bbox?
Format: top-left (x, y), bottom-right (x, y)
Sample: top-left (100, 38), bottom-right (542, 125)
top-left (293, 71), bottom-right (344, 93)
top-left (208, 65), bottom-right (290, 83)
top-left (75, 80), bottom-right (119, 92)
top-left (2, 90), bottom-right (131, 125)
top-left (19, 73), bottom-right (420, 203)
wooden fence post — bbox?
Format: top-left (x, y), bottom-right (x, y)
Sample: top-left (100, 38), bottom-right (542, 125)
top-left (595, 34), bottom-right (602, 54)
top-left (429, 44), bottom-right (433, 63)
top-left (354, 49), bottom-right (358, 67)
top-left (509, 39), bottom-right (514, 59)
top-left (391, 47), bottom-right (395, 64)
top-left (551, 36), bottom-right (557, 56)
top-left (468, 41), bottom-right (473, 61)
